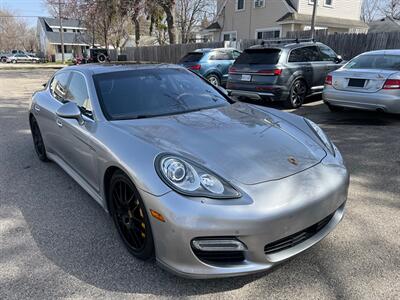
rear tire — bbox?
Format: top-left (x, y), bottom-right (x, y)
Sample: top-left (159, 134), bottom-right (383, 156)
top-left (206, 74), bottom-right (221, 87)
top-left (326, 102), bottom-right (344, 112)
top-left (109, 170), bottom-right (155, 260)
top-left (284, 79), bottom-right (307, 109)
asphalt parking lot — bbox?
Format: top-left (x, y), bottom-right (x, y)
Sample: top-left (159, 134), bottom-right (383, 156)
top-left (0, 68), bottom-right (399, 299)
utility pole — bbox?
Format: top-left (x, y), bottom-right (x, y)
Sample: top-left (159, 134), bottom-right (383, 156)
top-left (58, 0), bottom-right (65, 64)
top-left (310, 0), bottom-right (318, 39)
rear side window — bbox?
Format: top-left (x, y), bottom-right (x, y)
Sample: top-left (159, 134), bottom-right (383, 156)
top-left (235, 49), bottom-right (281, 64)
top-left (289, 46), bottom-right (321, 62)
top-left (50, 72), bottom-right (70, 102)
top-left (209, 51), bottom-right (233, 60)
top-left (178, 52), bottom-right (204, 63)
top-left (344, 54), bottom-right (400, 70)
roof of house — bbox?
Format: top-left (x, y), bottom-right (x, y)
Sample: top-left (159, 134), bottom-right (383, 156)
top-left (40, 16), bottom-right (85, 28)
top-left (284, 0), bottom-right (296, 11)
top-left (368, 17), bottom-right (400, 33)
top-left (38, 17), bottom-right (91, 45)
top-left (277, 13), bottom-right (368, 28)
top-left (205, 22), bottom-right (221, 30)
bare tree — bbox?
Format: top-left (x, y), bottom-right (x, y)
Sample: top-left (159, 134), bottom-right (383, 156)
top-left (176, 0), bottom-right (216, 43)
top-left (0, 9), bottom-right (37, 51)
top-left (381, 0), bottom-right (400, 19)
top-left (361, 0), bottom-right (380, 22)
top-left (155, 0), bottom-right (176, 44)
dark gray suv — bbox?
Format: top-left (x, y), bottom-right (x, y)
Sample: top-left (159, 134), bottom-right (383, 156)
top-left (227, 40), bottom-right (343, 108)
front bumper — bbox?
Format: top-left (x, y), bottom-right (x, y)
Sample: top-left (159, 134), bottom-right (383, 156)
top-left (323, 86), bottom-right (400, 114)
top-left (142, 158), bottom-right (349, 279)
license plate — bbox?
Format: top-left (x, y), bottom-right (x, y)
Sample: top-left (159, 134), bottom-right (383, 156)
top-left (241, 74), bottom-right (252, 81)
top-left (348, 78), bottom-right (366, 88)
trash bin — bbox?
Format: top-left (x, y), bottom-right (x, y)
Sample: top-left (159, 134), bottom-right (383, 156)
top-left (118, 54), bottom-right (127, 61)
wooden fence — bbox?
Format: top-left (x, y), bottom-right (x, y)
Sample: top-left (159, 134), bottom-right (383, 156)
top-left (109, 41), bottom-right (224, 63)
top-left (110, 31), bottom-right (400, 63)
top-left (286, 31), bottom-right (400, 60)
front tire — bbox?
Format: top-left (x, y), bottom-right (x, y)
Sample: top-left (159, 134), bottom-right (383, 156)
top-left (30, 116), bottom-right (49, 162)
top-left (206, 74), bottom-right (221, 87)
top-left (109, 171), bottom-right (155, 260)
top-left (285, 79), bottom-right (307, 109)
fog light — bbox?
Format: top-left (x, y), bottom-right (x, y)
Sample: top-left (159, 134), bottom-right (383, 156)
top-left (192, 238), bottom-right (246, 252)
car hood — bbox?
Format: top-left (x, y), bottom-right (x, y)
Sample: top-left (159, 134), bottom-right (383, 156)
top-left (111, 103), bottom-right (326, 185)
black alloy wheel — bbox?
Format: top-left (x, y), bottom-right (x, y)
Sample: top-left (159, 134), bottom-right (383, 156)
top-left (30, 116), bottom-right (49, 162)
top-left (109, 171), bottom-right (154, 260)
top-left (285, 79), bottom-right (307, 109)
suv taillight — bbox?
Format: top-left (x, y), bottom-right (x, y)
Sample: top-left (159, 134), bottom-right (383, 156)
top-left (257, 69), bottom-right (282, 76)
top-left (325, 75), bottom-right (333, 85)
top-left (229, 67), bottom-right (237, 74)
top-left (383, 79), bottom-right (400, 89)
top-left (188, 64), bottom-right (201, 71)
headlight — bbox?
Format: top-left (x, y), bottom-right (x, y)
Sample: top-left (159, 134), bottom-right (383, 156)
top-left (304, 118), bottom-right (335, 156)
top-left (156, 154), bottom-right (241, 199)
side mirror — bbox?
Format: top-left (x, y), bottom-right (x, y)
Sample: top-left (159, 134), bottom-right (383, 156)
top-left (335, 55), bottom-right (343, 63)
top-left (56, 102), bottom-right (84, 125)
top-left (216, 86), bottom-right (229, 96)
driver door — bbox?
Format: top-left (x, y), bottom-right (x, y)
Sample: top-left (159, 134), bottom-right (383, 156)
top-left (56, 71), bottom-right (99, 191)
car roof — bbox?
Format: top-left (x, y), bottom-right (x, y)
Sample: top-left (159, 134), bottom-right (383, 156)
top-left (359, 49), bottom-right (400, 56)
top-left (193, 47), bottom-right (237, 53)
top-left (249, 41), bottom-right (325, 50)
top-left (60, 63), bottom-right (185, 75)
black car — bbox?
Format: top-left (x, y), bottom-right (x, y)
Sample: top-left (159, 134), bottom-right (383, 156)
top-left (227, 40), bottom-right (343, 108)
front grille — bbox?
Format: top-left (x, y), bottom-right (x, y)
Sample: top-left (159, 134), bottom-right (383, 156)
top-left (264, 212), bottom-right (335, 255)
top-left (191, 248), bottom-right (245, 264)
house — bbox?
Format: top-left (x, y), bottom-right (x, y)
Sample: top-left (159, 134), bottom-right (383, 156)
top-left (202, 0), bottom-right (368, 42)
top-left (368, 17), bottom-right (400, 33)
top-left (37, 17), bottom-right (92, 61)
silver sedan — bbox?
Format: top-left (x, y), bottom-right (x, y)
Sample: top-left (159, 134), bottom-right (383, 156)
top-left (29, 64), bottom-right (349, 278)
top-left (323, 50), bottom-right (400, 113)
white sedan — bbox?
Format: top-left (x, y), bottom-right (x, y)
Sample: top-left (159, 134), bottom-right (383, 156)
top-left (7, 53), bottom-right (40, 64)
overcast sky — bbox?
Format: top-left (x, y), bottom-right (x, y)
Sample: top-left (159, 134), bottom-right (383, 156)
top-left (0, 0), bottom-right (49, 27)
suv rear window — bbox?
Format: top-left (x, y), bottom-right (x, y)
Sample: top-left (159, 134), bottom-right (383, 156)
top-left (234, 49), bottom-right (281, 64)
top-left (179, 52), bottom-right (204, 63)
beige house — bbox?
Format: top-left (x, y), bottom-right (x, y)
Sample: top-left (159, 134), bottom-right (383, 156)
top-left (202, 0), bottom-right (367, 42)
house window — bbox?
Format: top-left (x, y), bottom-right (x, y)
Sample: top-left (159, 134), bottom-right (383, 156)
top-left (256, 29), bottom-right (281, 40)
top-left (254, 0), bottom-right (265, 8)
top-left (236, 0), bottom-right (245, 11)
top-left (222, 31), bottom-right (237, 42)
top-left (324, 0), bottom-right (333, 7)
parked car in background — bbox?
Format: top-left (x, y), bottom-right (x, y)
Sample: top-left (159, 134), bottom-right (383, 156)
top-left (6, 53), bottom-right (40, 63)
top-left (323, 50), bottom-right (400, 114)
top-left (73, 48), bottom-right (110, 65)
top-left (227, 40), bottom-right (343, 108)
top-left (178, 48), bottom-right (241, 86)
top-left (29, 64), bottom-right (348, 278)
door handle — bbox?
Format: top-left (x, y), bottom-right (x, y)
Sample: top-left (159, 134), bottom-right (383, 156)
top-left (56, 118), bottom-right (63, 128)
top-left (34, 105), bottom-right (41, 112)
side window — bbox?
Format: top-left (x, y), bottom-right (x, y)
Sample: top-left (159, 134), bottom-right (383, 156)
top-left (289, 48), bottom-right (308, 63)
top-left (289, 46), bottom-right (321, 62)
top-left (66, 73), bottom-right (93, 118)
top-left (50, 72), bottom-right (70, 102)
top-left (209, 51), bottom-right (231, 60)
top-left (233, 50), bottom-right (241, 59)
top-left (319, 45), bottom-right (337, 61)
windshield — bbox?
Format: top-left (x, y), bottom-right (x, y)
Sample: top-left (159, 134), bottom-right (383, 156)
top-left (178, 52), bottom-right (204, 63)
top-left (344, 54), bottom-right (400, 71)
top-left (234, 48), bottom-right (281, 65)
top-left (93, 68), bottom-right (230, 120)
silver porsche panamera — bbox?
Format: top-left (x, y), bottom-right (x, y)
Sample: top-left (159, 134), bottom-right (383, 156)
top-left (29, 64), bottom-right (349, 278)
